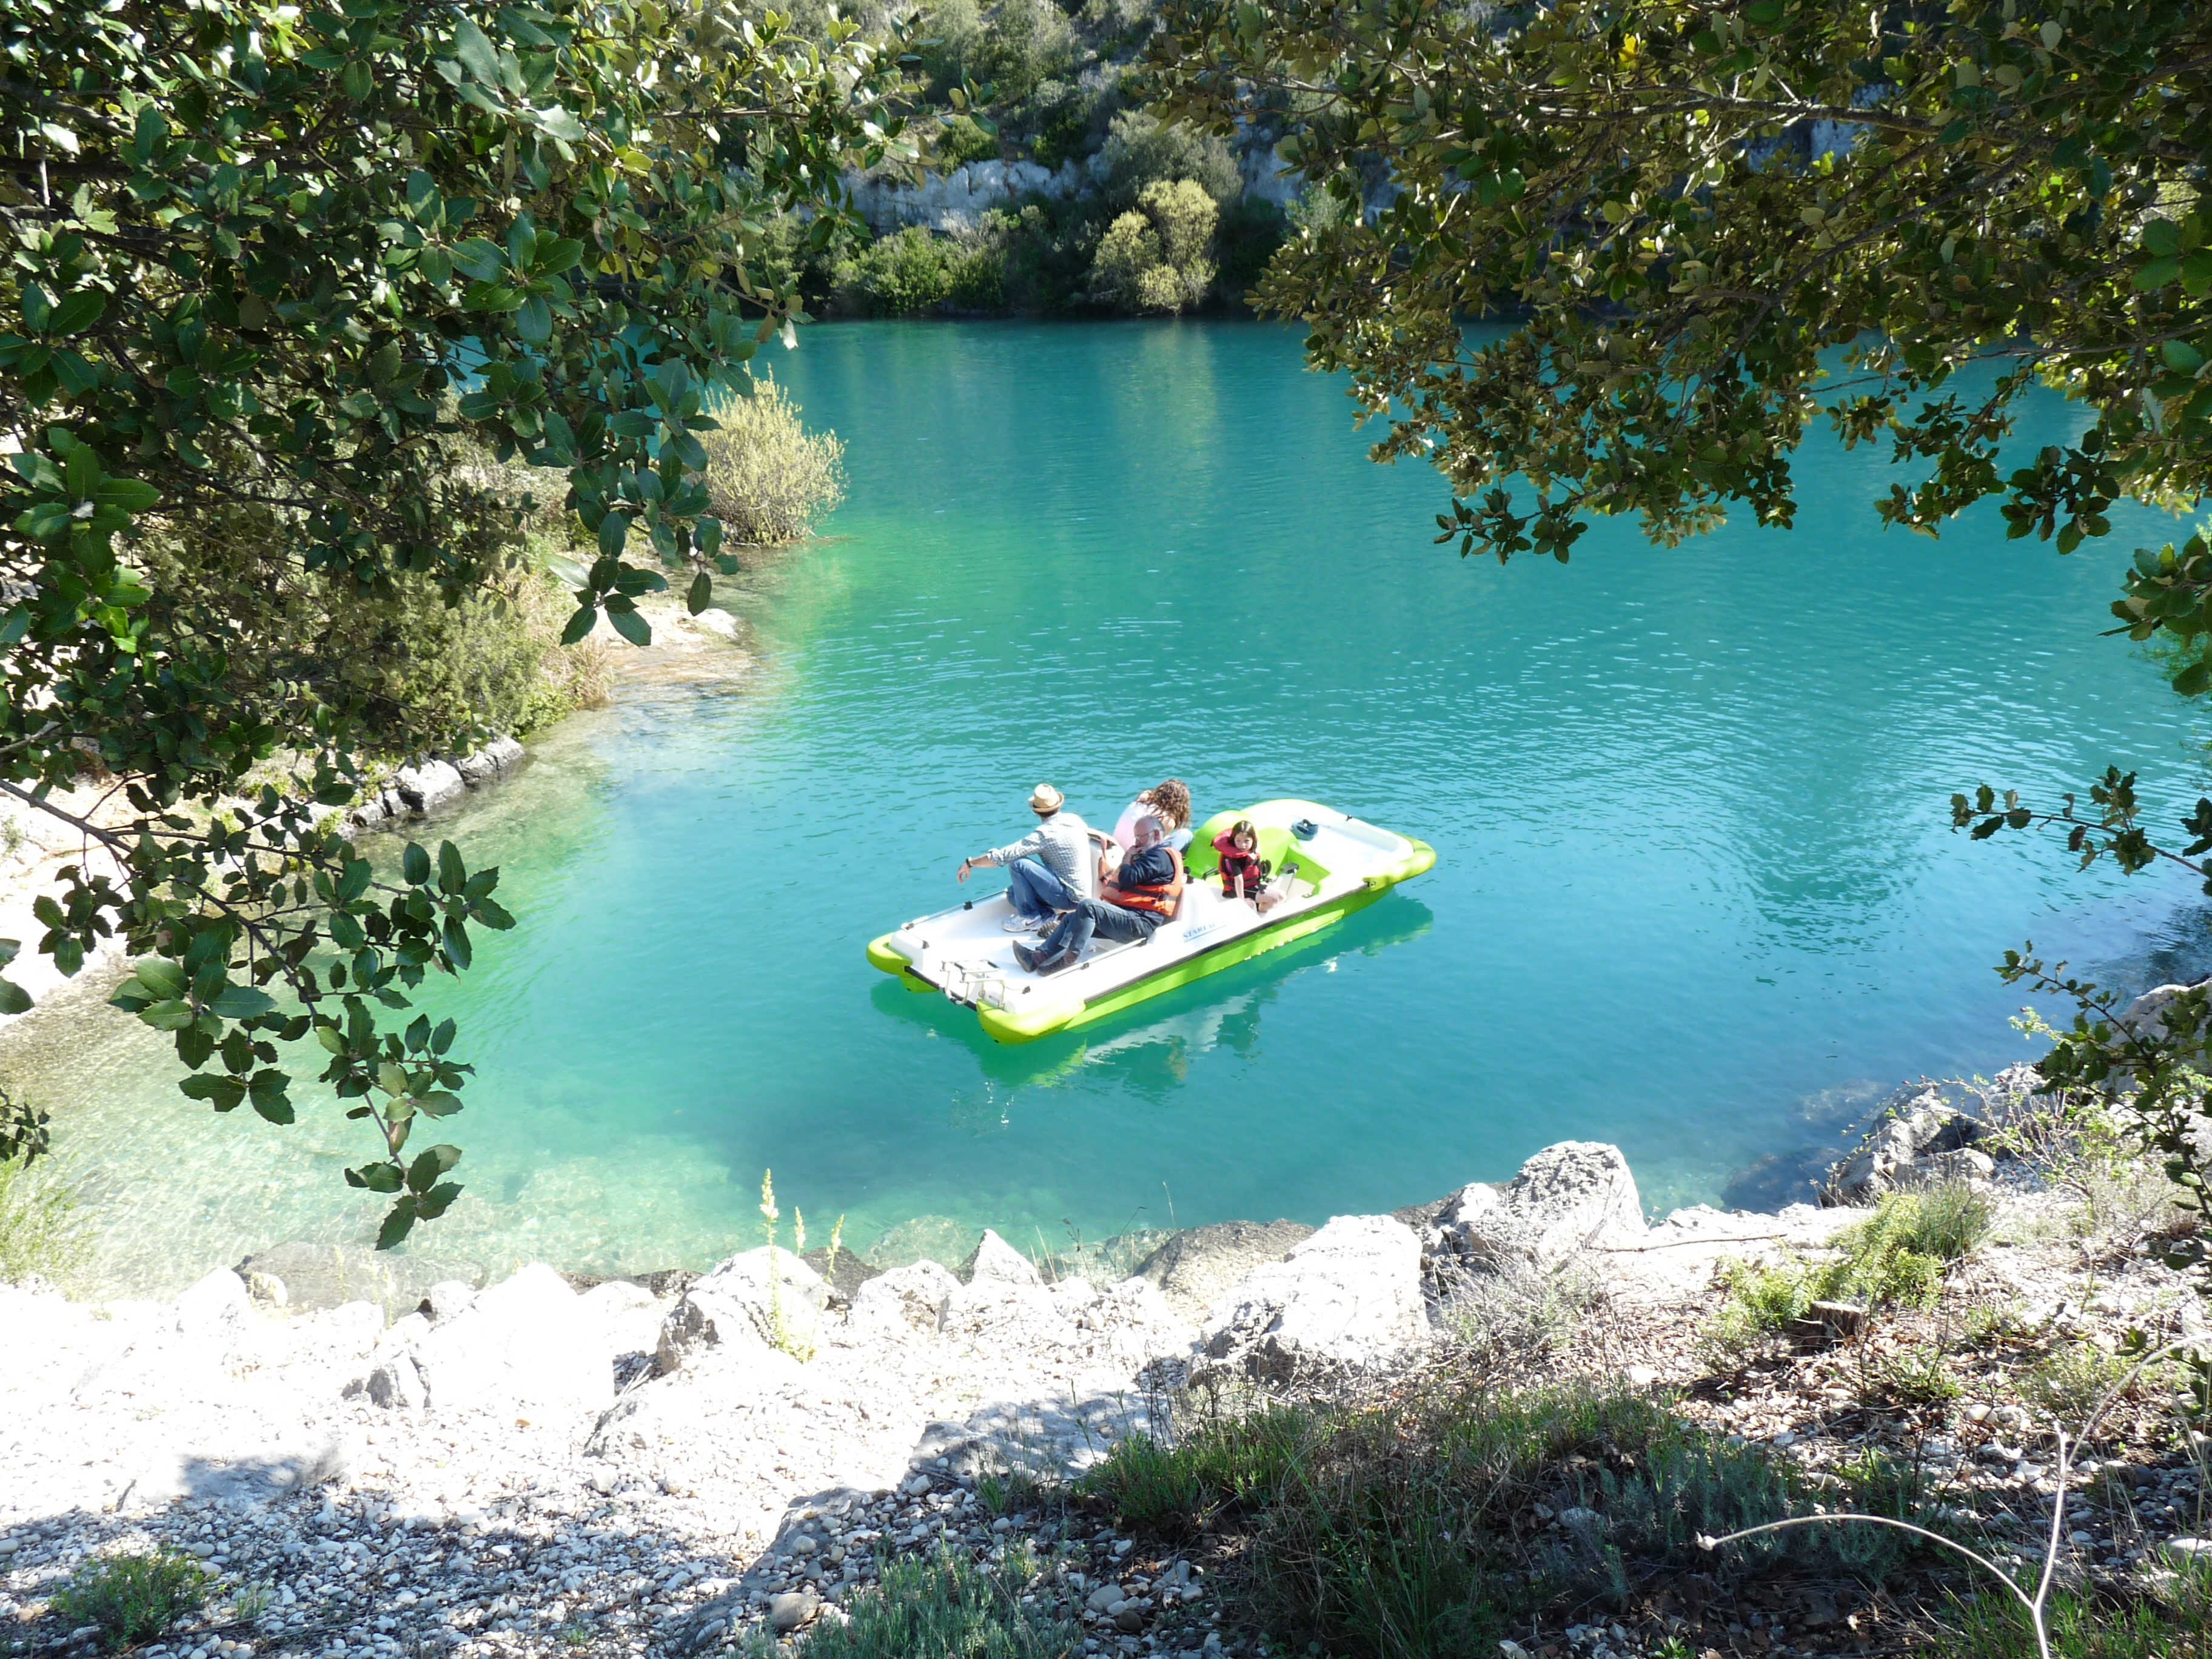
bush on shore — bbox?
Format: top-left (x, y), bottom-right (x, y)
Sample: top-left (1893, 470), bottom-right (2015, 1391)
top-left (1090, 179), bottom-right (1218, 314)
top-left (697, 379), bottom-right (849, 545)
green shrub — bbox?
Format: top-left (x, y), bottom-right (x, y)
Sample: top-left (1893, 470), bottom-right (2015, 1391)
top-left (1857, 1344), bottom-right (1965, 1412)
top-left (917, 0), bottom-right (1075, 106)
top-left (1090, 179), bottom-right (1218, 313)
top-left (0, 1150), bottom-right (87, 1287)
top-left (1708, 1185), bottom-right (1993, 1358)
top-left (49, 1549), bottom-right (209, 1651)
top-left (2017, 1341), bottom-right (2170, 1424)
top-left (793, 1546), bottom-right (1076, 1659)
top-left (1213, 193), bottom-right (1289, 303)
top-left (696, 378), bottom-right (848, 546)
top-left (1083, 1404), bottom-right (1313, 1530)
top-left (1099, 110), bottom-right (1241, 209)
top-left (836, 227), bottom-right (963, 316)
top-left (934, 113), bottom-right (1001, 170)
top-left (1027, 79), bottom-right (1098, 169)
top-left (130, 442), bottom-right (610, 751)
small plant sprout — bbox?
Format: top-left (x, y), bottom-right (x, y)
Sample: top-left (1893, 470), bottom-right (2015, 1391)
top-left (1697, 1338), bottom-right (2196, 1659)
top-left (794, 1207), bottom-right (806, 1256)
top-left (828, 1212), bottom-right (844, 1264)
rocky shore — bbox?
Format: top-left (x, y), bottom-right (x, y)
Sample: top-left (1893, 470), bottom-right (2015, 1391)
top-left (7, 1064), bottom-right (2207, 1659)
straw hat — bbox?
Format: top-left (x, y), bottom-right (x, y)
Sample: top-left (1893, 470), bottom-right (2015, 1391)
top-left (1029, 783), bottom-right (1064, 813)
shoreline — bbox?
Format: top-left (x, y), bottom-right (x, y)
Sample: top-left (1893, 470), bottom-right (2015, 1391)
top-left (4, 1102), bottom-right (2205, 1659)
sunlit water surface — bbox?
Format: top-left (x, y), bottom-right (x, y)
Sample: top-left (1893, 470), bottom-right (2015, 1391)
top-left (15, 321), bottom-right (2212, 1294)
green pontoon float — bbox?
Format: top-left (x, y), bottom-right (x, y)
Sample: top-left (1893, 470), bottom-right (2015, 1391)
top-left (866, 799), bottom-right (1435, 1044)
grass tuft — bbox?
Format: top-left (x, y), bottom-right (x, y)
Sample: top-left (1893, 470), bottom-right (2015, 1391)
top-left (789, 1546), bottom-right (1076, 1659)
top-left (1929, 1563), bottom-right (2212, 1658)
top-left (48, 1549), bottom-right (210, 1651)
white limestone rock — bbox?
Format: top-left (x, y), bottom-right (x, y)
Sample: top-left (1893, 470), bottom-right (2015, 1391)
top-left (657, 1248), bottom-right (829, 1373)
top-left (1430, 1141), bottom-right (1646, 1274)
top-left (172, 1267), bottom-right (250, 1344)
top-left (963, 1228), bottom-right (1042, 1287)
top-left (1197, 1214), bottom-right (1426, 1378)
top-left (405, 1262), bottom-right (613, 1413)
top-left (843, 1260), bottom-right (960, 1342)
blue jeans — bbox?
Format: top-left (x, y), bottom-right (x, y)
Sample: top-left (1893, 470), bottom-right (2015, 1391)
top-left (1041, 897), bottom-right (1158, 959)
top-left (1006, 856), bottom-right (1082, 920)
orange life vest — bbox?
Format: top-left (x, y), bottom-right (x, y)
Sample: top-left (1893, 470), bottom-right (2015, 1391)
top-left (1109, 845), bottom-right (1185, 917)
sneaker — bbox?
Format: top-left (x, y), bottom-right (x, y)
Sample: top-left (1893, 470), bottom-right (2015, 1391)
top-left (1011, 940), bottom-right (1042, 973)
top-left (1034, 948), bottom-right (1076, 976)
top-left (1004, 913), bottom-right (1039, 933)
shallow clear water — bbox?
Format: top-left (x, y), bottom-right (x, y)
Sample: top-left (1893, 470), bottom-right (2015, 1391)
top-left (16, 320), bottom-right (2212, 1295)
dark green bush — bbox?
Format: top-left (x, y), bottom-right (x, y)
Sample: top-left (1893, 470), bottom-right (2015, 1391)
top-left (1099, 111), bottom-right (1242, 209)
top-left (794, 1546), bottom-right (1076, 1659)
top-left (49, 1550), bottom-right (209, 1651)
top-left (1027, 79), bottom-right (1099, 169)
top-left (1213, 193), bottom-right (1289, 304)
top-left (935, 113), bottom-right (1002, 170)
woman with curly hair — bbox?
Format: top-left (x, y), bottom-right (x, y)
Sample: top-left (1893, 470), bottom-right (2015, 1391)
top-left (1113, 778), bottom-right (1193, 853)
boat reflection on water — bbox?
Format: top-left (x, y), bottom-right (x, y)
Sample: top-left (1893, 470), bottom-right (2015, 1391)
top-left (868, 893), bottom-right (1433, 1127)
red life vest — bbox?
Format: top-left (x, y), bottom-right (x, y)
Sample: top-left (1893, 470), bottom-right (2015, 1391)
top-left (1110, 845), bottom-right (1185, 917)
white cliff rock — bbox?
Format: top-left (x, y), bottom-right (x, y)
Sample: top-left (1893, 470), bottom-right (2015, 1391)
top-left (844, 1259), bottom-right (960, 1342)
top-left (658, 1247), bottom-right (830, 1373)
top-left (963, 1227), bottom-right (1042, 1287)
top-left (394, 1262), bottom-right (614, 1413)
top-left (1197, 1213), bottom-right (1426, 1378)
top-left (1430, 1141), bottom-right (1647, 1274)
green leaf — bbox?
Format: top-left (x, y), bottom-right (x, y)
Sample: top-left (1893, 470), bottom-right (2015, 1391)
top-left (135, 957), bottom-right (188, 999)
top-left (376, 1195), bottom-right (420, 1249)
top-left (407, 1142), bottom-right (461, 1193)
top-left (560, 605), bottom-right (598, 645)
top-left (414, 1181), bottom-right (463, 1221)
top-left (417, 1090), bottom-right (465, 1117)
top-left (438, 840), bottom-right (466, 894)
top-left (443, 915), bottom-right (473, 970)
top-left (598, 511), bottom-right (631, 558)
top-left (404, 842), bottom-right (431, 885)
top-left (452, 16), bottom-right (501, 84)
top-left (139, 998), bottom-right (197, 1031)
top-left (180, 1073), bottom-right (247, 1111)
top-left (0, 977), bottom-right (30, 1017)
top-left (687, 570), bottom-right (713, 614)
top-left (249, 1071), bottom-right (293, 1124)
top-left (609, 607), bottom-right (651, 646)
top-left (209, 985), bottom-right (277, 1019)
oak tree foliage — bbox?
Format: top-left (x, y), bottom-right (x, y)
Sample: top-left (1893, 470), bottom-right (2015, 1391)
top-left (0, 0), bottom-right (907, 1245)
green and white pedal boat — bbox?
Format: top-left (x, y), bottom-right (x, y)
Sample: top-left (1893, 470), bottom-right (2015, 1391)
top-left (866, 799), bottom-right (1435, 1044)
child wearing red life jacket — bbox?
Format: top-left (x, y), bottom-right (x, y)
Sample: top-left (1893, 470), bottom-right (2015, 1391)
top-left (1214, 819), bottom-right (1269, 900)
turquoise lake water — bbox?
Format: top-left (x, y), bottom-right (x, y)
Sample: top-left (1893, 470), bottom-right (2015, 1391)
top-left (17, 320), bottom-right (2212, 1293)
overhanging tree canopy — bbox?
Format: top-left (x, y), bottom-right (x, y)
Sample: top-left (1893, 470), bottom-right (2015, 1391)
top-left (1142, 0), bottom-right (2212, 1293)
top-left (0, 0), bottom-right (907, 1242)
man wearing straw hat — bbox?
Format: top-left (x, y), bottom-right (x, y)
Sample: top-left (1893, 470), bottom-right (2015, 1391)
top-left (956, 784), bottom-right (1107, 933)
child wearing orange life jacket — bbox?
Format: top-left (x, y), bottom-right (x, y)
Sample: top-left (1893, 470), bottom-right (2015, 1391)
top-left (1214, 819), bottom-right (1269, 900)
